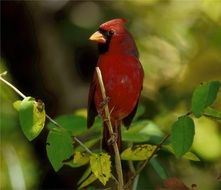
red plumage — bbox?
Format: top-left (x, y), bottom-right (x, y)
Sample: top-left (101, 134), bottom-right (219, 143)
top-left (87, 18), bottom-right (144, 154)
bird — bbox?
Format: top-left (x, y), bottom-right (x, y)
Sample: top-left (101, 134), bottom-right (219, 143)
top-left (87, 18), bottom-right (144, 154)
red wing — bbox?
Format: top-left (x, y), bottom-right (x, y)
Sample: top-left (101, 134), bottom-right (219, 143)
top-left (122, 99), bottom-right (138, 129)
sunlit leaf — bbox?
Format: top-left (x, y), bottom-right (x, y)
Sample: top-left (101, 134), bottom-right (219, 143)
top-left (182, 151), bottom-right (200, 161)
top-left (201, 0), bottom-right (221, 23)
top-left (171, 116), bottom-right (195, 157)
top-left (150, 158), bottom-right (167, 180)
top-left (78, 173), bottom-right (97, 189)
top-left (18, 97), bottom-right (45, 141)
top-left (192, 116), bottom-right (221, 160)
top-left (191, 81), bottom-right (221, 118)
top-left (13, 100), bottom-right (21, 111)
top-left (122, 120), bottom-right (163, 142)
top-left (47, 114), bottom-right (87, 136)
top-left (164, 145), bottom-right (200, 161)
top-left (74, 108), bottom-right (87, 118)
top-left (90, 153), bottom-right (111, 185)
top-left (46, 128), bottom-right (73, 171)
top-left (64, 151), bottom-right (90, 168)
top-left (121, 144), bottom-right (157, 160)
top-left (73, 151), bottom-right (90, 167)
top-left (33, 99), bottom-right (46, 136)
top-left (203, 107), bottom-right (221, 120)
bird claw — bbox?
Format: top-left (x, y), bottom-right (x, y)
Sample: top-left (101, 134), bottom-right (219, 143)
top-left (107, 132), bottom-right (118, 145)
top-left (100, 97), bottom-right (110, 108)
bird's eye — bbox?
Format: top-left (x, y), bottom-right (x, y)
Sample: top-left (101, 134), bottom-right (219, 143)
top-left (108, 29), bottom-right (115, 36)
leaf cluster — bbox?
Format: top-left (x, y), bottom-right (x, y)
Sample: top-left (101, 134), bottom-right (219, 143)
top-left (8, 79), bottom-right (221, 189)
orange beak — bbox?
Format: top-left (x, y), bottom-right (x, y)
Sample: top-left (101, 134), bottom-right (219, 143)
top-left (89, 31), bottom-right (106, 43)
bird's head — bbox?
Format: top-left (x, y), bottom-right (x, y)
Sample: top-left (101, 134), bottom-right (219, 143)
top-left (89, 18), bottom-right (127, 44)
top-left (89, 18), bottom-right (138, 56)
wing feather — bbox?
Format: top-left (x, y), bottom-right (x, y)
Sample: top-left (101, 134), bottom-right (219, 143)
top-left (87, 76), bottom-right (98, 128)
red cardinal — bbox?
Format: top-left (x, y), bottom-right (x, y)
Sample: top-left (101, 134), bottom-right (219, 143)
top-left (87, 18), bottom-right (144, 153)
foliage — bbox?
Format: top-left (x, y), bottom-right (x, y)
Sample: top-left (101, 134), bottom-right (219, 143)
top-left (191, 81), bottom-right (221, 118)
top-left (46, 128), bottom-right (73, 171)
top-left (1, 0), bottom-right (221, 188)
top-left (13, 97), bottom-right (46, 141)
top-left (171, 115), bottom-right (195, 158)
top-left (89, 153), bottom-right (111, 186)
top-left (1, 72), bottom-right (220, 189)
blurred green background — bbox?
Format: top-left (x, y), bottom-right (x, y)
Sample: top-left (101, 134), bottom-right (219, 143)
top-left (1, 0), bottom-right (221, 189)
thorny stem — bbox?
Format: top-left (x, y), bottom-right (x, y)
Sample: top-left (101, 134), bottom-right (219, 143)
top-left (124, 134), bottom-right (170, 189)
top-left (96, 67), bottom-right (124, 190)
top-left (0, 71), bottom-right (92, 155)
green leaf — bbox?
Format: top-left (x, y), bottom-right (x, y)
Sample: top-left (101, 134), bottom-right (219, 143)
top-left (150, 158), bottom-right (167, 180)
top-left (47, 114), bottom-right (87, 136)
top-left (122, 120), bottom-right (163, 143)
top-left (182, 151), bottom-right (200, 161)
top-left (171, 115), bottom-right (195, 157)
top-left (13, 100), bottom-right (22, 111)
top-left (46, 128), bottom-right (73, 171)
top-left (203, 107), bottom-right (221, 120)
top-left (64, 151), bottom-right (90, 168)
top-left (164, 145), bottom-right (200, 161)
top-left (191, 81), bottom-right (221, 117)
top-left (78, 173), bottom-right (97, 189)
top-left (78, 167), bottom-right (92, 185)
top-left (19, 97), bottom-right (45, 141)
top-left (90, 153), bottom-right (111, 186)
top-left (121, 144), bottom-right (157, 160)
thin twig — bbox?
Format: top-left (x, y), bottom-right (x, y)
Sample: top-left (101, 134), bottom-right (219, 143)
top-left (0, 71), bottom-right (92, 155)
top-left (124, 134), bottom-right (170, 189)
top-left (95, 67), bottom-right (124, 190)
top-left (73, 136), bottom-right (93, 155)
top-left (0, 71), bottom-right (8, 77)
top-left (128, 161), bottom-right (136, 174)
top-left (0, 72), bottom-right (26, 99)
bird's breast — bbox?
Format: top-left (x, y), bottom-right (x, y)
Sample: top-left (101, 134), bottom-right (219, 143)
top-left (94, 54), bottom-right (143, 120)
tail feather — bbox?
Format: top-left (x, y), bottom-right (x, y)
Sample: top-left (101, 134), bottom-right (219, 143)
top-left (102, 122), bottom-right (121, 154)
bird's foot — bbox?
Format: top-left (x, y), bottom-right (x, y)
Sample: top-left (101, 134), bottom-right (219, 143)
top-left (100, 96), bottom-right (110, 108)
top-left (107, 132), bottom-right (118, 145)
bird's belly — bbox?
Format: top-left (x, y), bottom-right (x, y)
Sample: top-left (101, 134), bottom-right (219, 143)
top-left (94, 70), bottom-right (142, 120)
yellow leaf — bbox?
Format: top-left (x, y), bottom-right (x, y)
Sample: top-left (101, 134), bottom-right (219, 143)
top-left (121, 144), bottom-right (157, 160)
top-left (13, 100), bottom-right (22, 111)
top-left (74, 108), bottom-right (87, 118)
top-left (32, 100), bottom-right (46, 137)
top-left (73, 152), bottom-right (90, 167)
top-left (90, 153), bottom-right (111, 186)
top-left (182, 152), bottom-right (200, 161)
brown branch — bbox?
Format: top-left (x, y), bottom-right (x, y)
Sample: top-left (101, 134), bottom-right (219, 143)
top-left (95, 67), bottom-right (124, 190)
